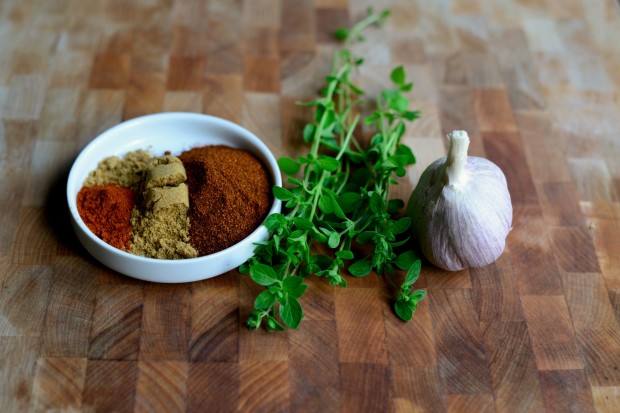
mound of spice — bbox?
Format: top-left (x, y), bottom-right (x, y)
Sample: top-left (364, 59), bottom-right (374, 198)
top-left (77, 184), bottom-right (135, 251)
top-left (179, 145), bottom-right (271, 255)
top-left (130, 155), bottom-right (198, 259)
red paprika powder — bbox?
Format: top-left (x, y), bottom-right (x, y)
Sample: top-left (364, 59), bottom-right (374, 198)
top-left (77, 184), bottom-right (136, 251)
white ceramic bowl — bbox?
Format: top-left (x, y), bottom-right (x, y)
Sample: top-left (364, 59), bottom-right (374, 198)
top-left (66, 112), bottom-right (282, 283)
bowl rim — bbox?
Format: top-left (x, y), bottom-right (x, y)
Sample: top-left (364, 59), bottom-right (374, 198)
top-left (66, 111), bottom-right (282, 268)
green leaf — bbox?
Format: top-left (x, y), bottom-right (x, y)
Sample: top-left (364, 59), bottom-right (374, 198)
top-left (254, 290), bottom-right (276, 310)
top-left (334, 27), bottom-right (349, 40)
top-left (289, 282), bottom-right (308, 298)
top-left (265, 315), bottom-right (285, 331)
top-left (263, 213), bottom-right (285, 231)
top-left (411, 289), bottom-right (426, 302)
top-left (292, 217), bottom-right (313, 230)
top-left (318, 196), bottom-right (333, 214)
top-left (387, 199), bottom-right (404, 215)
top-left (392, 217), bottom-right (411, 234)
top-left (328, 194), bottom-right (347, 220)
top-left (369, 192), bottom-right (385, 214)
top-left (336, 250), bottom-right (354, 260)
top-left (339, 192), bottom-right (363, 212)
top-left (395, 298), bottom-right (414, 321)
top-left (403, 110), bottom-right (420, 121)
top-left (278, 157), bottom-right (300, 175)
top-left (349, 259), bottom-right (372, 277)
top-left (394, 250), bottom-right (418, 270)
top-left (328, 231), bottom-right (340, 248)
top-left (250, 263), bottom-right (279, 286)
top-left (317, 155), bottom-right (340, 172)
top-left (282, 276), bottom-right (303, 291)
top-left (390, 65), bottom-right (406, 85)
top-left (273, 186), bottom-right (294, 201)
top-left (303, 123), bottom-right (316, 143)
top-left (396, 144), bottom-right (416, 164)
top-left (280, 296), bottom-right (303, 329)
top-left (404, 259), bottom-right (422, 285)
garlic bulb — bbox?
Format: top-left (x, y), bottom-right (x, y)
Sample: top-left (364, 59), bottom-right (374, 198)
top-left (407, 130), bottom-right (512, 271)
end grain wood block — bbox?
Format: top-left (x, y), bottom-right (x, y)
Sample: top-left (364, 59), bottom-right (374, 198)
top-left (591, 386), bottom-right (620, 413)
top-left (298, 275), bottom-right (336, 321)
top-left (87, 284), bottom-right (143, 360)
top-left (166, 57), bottom-right (204, 91)
top-left (538, 369), bottom-right (595, 413)
top-left (10, 207), bottom-right (57, 265)
top-left (335, 288), bottom-right (388, 364)
top-left (580, 201), bottom-right (620, 289)
top-left (0, 265), bottom-right (53, 336)
top-left (424, 266), bottom-right (471, 290)
top-left (83, 360), bottom-right (139, 412)
top-left (521, 295), bottom-right (583, 371)
top-left (188, 362), bottom-right (238, 413)
top-left (508, 205), bottom-right (563, 295)
top-left (340, 363), bottom-right (392, 413)
top-left (482, 131), bottom-right (538, 205)
top-left (473, 88), bottom-right (518, 132)
top-left (140, 284), bottom-right (191, 361)
top-left (243, 57), bottom-right (281, 93)
top-left (134, 361), bottom-right (188, 413)
top-left (190, 285), bottom-right (238, 362)
top-left (289, 320), bottom-right (341, 412)
top-left (42, 257), bottom-right (97, 357)
top-left (204, 74), bottom-right (243, 124)
top-left (163, 92), bottom-right (203, 113)
top-left (550, 226), bottom-right (600, 273)
top-left (76, 89), bottom-right (125, 146)
top-left (483, 321), bottom-right (545, 413)
top-left (576, 326), bottom-right (620, 387)
top-left (0, 337), bottom-right (40, 413)
top-left (279, 0), bottom-right (316, 53)
top-left (470, 253), bottom-right (524, 322)
top-left (30, 357), bottom-right (87, 412)
top-left (239, 361), bottom-right (290, 413)
top-left (537, 182), bottom-right (585, 227)
top-left (438, 87), bottom-right (482, 151)
top-left (383, 296), bottom-right (437, 367)
top-left (238, 275), bottom-right (288, 361)
top-left (430, 289), bottom-right (493, 394)
top-left (51, 52), bottom-right (94, 88)
top-left (392, 366), bottom-right (445, 413)
top-left (89, 53), bottom-right (130, 89)
top-left (242, 92), bottom-right (282, 151)
top-left (561, 272), bottom-right (617, 331)
top-left (124, 72), bottom-right (165, 119)
top-left (446, 393), bottom-right (495, 413)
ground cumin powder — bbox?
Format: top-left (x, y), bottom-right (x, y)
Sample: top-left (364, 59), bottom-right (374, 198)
top-left (83, 150), bottom-right (151, 191)
top-left (179, 145), bottom-right (271, 256)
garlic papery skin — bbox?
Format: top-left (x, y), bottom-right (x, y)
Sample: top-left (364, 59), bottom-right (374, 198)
top-left (407, 130), bottom-right (512, 271)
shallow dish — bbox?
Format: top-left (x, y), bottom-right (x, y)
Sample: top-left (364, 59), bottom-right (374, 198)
top-left (66, 112), bottom-right (282, 283)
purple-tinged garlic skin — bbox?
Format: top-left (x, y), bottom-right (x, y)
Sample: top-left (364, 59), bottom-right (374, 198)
top-left (407, 130), bottom-right (512, 271)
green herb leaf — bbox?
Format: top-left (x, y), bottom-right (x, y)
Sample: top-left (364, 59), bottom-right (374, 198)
top-left (334, 27), bottom-right (349, 40)
top-left (336, 250), bottom-right (354, 260)
top-left (273, 186), bottom-right (294, 201)
top-left (394, 250), bottom-right (418, 270)
top-left (317, 155), bottom-right (340, 172)
top-left (254, 290), bottom-right (276, 310)
top-left (280, 296), bottom-right (303, 329)
top-left (392, 217), bottom-right (411, 234)
top-left (404, 259), bottom-right (422, 285)
top-left (278, 157), bottom-right (300, 175)
top-left (303, 123), bottom-right (316, 143)
top-left (395, 298), bottom-right (414, 321)
top-left (349, 259), bottom-right (372, 277)
top-left (390, 65), bottom-right (406, 85)
top-left (250, 264), bottom-right (279, 286)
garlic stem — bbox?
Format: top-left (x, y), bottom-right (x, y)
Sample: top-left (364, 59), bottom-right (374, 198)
top-left (444, 130), bottom-right (470, 186)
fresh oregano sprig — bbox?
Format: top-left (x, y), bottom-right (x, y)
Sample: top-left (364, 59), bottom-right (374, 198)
top-left (240, 9), bottom-right (426, 331)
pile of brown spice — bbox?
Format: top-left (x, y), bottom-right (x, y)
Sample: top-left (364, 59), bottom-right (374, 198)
top-left (179, 145), bottom-right (271, 256)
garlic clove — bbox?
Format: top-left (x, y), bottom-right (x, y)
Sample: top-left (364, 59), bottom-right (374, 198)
top-left (407, 130), bottom-right (512, 271)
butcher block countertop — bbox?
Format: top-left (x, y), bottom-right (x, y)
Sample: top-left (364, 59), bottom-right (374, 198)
top-left (1, 0), bottom-right (620, 412)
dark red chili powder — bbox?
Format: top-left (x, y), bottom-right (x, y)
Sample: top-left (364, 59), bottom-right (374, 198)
top-left (179, 145), bottom-right (271, 256)
top-left (77, 184), bottom-right (136, 251)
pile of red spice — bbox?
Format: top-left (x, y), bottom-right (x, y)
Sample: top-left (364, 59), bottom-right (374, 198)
top-left (179, 145), bottom-right (271, 256)
top-left (77, 184), bottom-right (135, 251)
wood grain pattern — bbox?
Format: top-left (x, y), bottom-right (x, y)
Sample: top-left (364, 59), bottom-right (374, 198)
top-left (2, 0), bottom-right (620, 411)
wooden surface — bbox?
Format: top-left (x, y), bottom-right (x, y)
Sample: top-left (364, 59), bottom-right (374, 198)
top-left (1, 0), bottom-right (620, 412)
